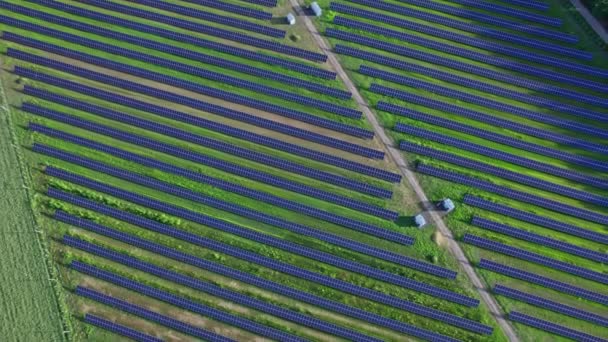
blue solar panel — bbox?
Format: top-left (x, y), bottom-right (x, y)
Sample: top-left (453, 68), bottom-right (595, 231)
top-left (0, 3), bottom-right (333, 78)
top-left (9, 52), bottom-right (372, 139)
top-left (30, 124), bottom-right (402, 237)
top-left (234, 0), bottom-right (277, 7)
top-left (464, 195), bottom-right (608, 245)
top-left (416, 164), bottom-right (608, 225)
top-left (77, 288), bottom-right (235, 342)
top-left (128, 0), bottom-right (282, 37)
top-left (493, 285), bottom-right (608, 327)
top-left (0, 19), bottom-right (346, 97)
top-left (180, 0), bottom-right (273, 19)
top-left (478, 259), bottom-right (608, 305)
top-left (73, 262), bottom-right (307, 342)
top-left (329, 22), bottom-right (607, 88)
top-left (67, 236), bottom-right (383, 342)
top-left (439, 0), bottom-right (560, 25)
top-left (83, 315), bottom-right (164, 342)
top-left (388, 107), bottom-right (608, 172)
top-left (391, 0), bottom-right (569, 41)
top-left (493, 0), bottom-right (548, 11)
top-left (509, 311), bottom-right (608, 342)
top-left (399, 141), bottom-right (608, 207)
top-left (330, 4), bottom-right (587, 61)
top-left (33, 0), bottom-right (326, 62)
top-left (463, 234), bottom-right (608, 284)
top-left (472, 217), bottom-right (608, 264)
top-left (55, 211), bottom-right (458, 341)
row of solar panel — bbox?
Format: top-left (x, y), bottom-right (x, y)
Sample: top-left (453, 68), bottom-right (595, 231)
top-left (0, 5), bottom-right (334, 78)
top-left (372, 83), bottom-right (608, 148)
top-left (331, 4), bottom-right (588, 62)
top-left (494, 0), bottom-right (549, 11)
top-left (9, 52), bottom-right (373, 139)
top-left (508, 311), bottom-right (608, 342)
top-left (73, 261), bottom-right (308, 342)
top-left (48, 187), bottom-right (482, 315)
top-left (390, 0), bottom-right (570, 42)
top-left (233, 0), bottom-right (277, 8)
top-left (22, 85), bottom-right (388, 184)
top-left (83, 314), bottom-right (164, 342)
top-left (55, 210), bottom-right (458, 341)
top-left (26, 106), bottom-right (393, 220)
top-left (334, 45), bottom-right (606, 108)
top-left (24, 90), bottom-right (388, 199)
top-left (331, 20), bottom-right (608, 87)
top-left (78, 288), bottom-right (234, 341)
top-left (442, 0), bottom-right (560, 25)
top-left (417, 164), bottom-right (608, 225)
top-left (31, 124), bottom-right (401, 239)
top-left (387, 106), bottom-right (608, 172)
top-left (6, 36), bottom-right (361, 119)
top-left (464, 195), bottom-right (608, 245)
top-left (32, 0), bottom-right (328, 62)
top-left (463, 234), bottom-right (608, 284)
top-left (177, 0), bottom-right (272, 19)
top-left (493, 285), bottom-right (608, 327)
top-left (472, 217), bottom-right (608, 263)
top-left (67, 236), bottom-right (383, 342)
top-left (399, 141), bottom-right (608, 207)
top-left (128, 0), bottom-right (284, 37)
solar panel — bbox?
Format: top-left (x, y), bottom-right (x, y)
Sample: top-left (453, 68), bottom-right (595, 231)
top-left (233, 0), bottom-right (277, 7)
top-left (472, 217), bottom-right (608, 264)
top-left (179, 0), bottom-right (273, 19)
top-left (9, 51), bottom-right (373, 139)
top-left (67, 236), bottom-right (384, 342)
top-left (493, 0), bottom-right (548, 11)
top-left (463, 234), bottom-right (608, 284)
top-left (439, 0), bottom-right (560, 25)
top-left (55, 211), bottom-right (458, 341)
top-left (494, 285), bottom-right (608, 327)
top-left (478, 259), bottom-right (608, 305)
top-left (73, 262), bottom-right (307, 342)
top-left (399, 141), bottom-right (608, 207)
top-left (77, 289), bottom-right (235, 341)
top-left (330, 4), bottom-right (587, 61)
top-left (509, 311), bottom-right (608, 341)
top-left (83, 314), bottom-right (164, 342)
top-left (33, 0), bottom-right (327, 62)
top-left (464, 195), bottom-right (608, 245)
top-left (30, 123), bottom-right (402, 237)
top-left (0, 3), bottom-right (333, 78)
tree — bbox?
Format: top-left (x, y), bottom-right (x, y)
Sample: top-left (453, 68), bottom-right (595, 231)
top-left (592, 0), bottom-right (608, 19)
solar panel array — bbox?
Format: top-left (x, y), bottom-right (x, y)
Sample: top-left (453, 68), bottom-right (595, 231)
top-left (463, 234), bottom-right (608, 284)
top-left (66, 236), bottom-right (384, 342)
top-left (32, 0), bottom-right (328, 62)
top-left (478, 259), bottom-right (608, 305)
top-left (388, 106), bottom-right (608, 172)
top-left (22, 86), bottom-right (387, 183)
top-left (72, 261), bottom-right (308, 342)
top-left (472, 217), bottom-right (608, 264)
top-left (234, 0), bottom-right (277, 8)
top-left (128, 0), bottom-right (284, 37)
top-left (331, 4), bottom-right (588, 61)
top-left (464, 195), bottom-right (608, 245)
top-left (331, 19), bottom-right (607, 84)
top-left (441, 0), bottom-right (560, 26)
top-left (494, 285), bottom-right (608, 327)
top-left (77, 287), bottom-right (235, 342)
top-left (0, 21), bottom-right (346, 97)
top-left (399, 141), bottom-right (608, 206)
top-left (30, 124), bottom-right (401, 238)
top-left (0, 3), bottom-right (334, 78)
top-left (509, 311), bottom-right (608, 342)
top-left (494, 0), bottom-right (549, 11)
top-left (181, 0), bottom-right (273, 19)
top-left (83, 314), bottom-right (164, 342)
top-left (55, 211), bottom-right (459, 342)
top-left (9, 52), bottom-right (373, 139)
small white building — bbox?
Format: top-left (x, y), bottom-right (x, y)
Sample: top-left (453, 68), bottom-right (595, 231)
top-left (286, 13), bottom-right (296, 25)
top-left (439, 198), bottom-right (455, 213)
top-left (311, 1), bottom-right (322, 17)
top-left (414, 214), bottom-right (426, 229)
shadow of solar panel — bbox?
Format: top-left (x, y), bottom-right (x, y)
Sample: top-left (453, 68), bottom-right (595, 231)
top-left (67, 236), bottom-right (384, 342)
top-left (494, 285), bottom-right (608, 327)
top-left (77, 288), bottom-right (235, 341)
top-left (463, 234), bottom-right (608, 284)
top-left (55, 211), bottom-right (458, 342)
top-left (83, 314), bottom-right (164, 342)
top-left (464, 195), bottom-right (608, 245)
top-left (0, 3), bottom-right (333, 78)
top-left (181, 0), bottom-right (273, 19)
top-left (478, 259), bottom-right (608, 305)
top-left (509, 311), bottom-right (608, 341)
top-left (440, 0), bottom-right (560, 25)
